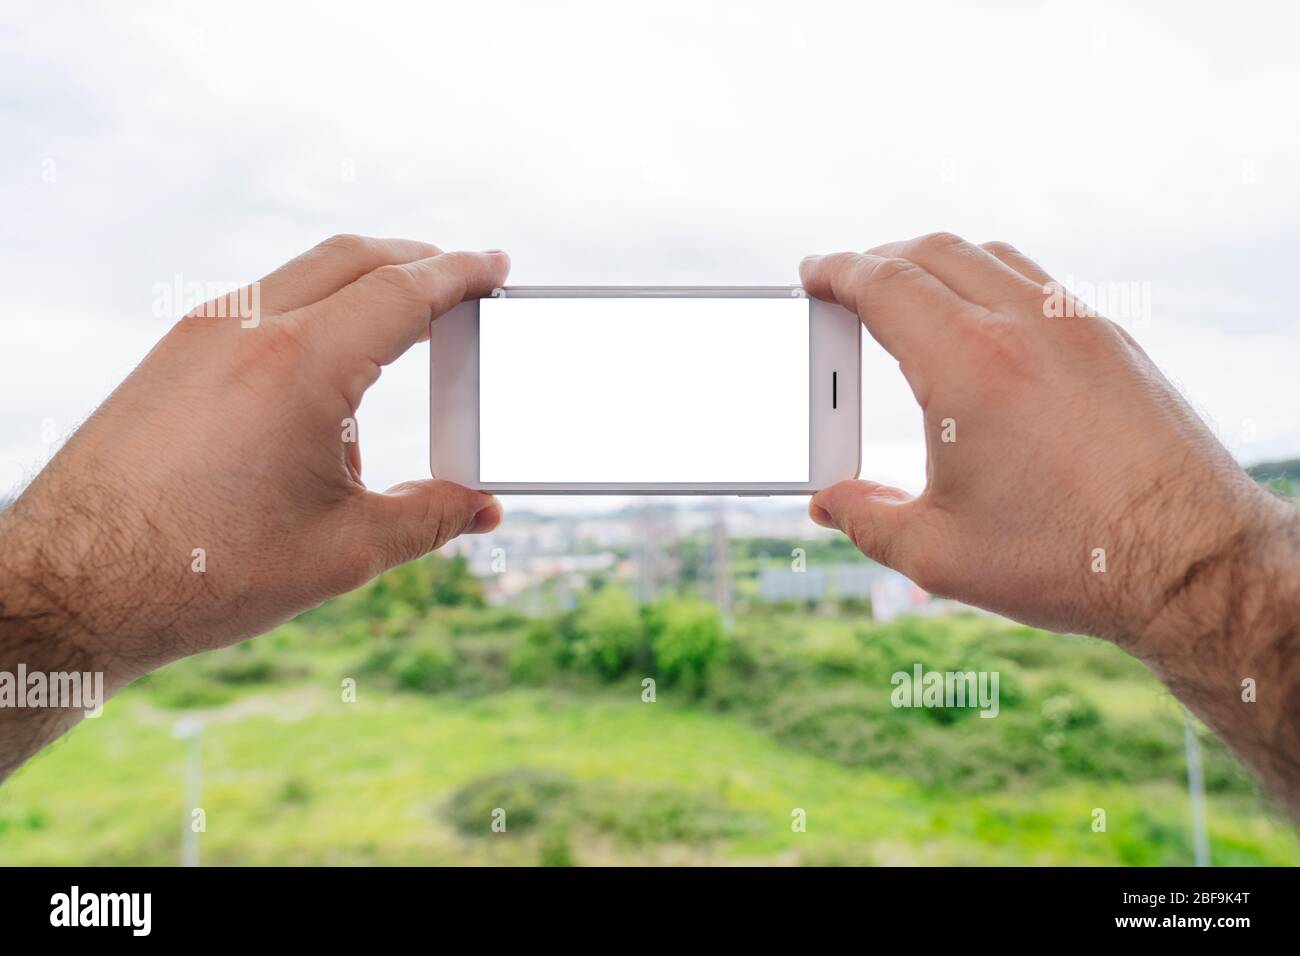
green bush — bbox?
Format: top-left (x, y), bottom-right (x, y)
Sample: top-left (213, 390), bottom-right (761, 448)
top-left (445, 767), bottom-right (746, 850)
top-left (206, 655), bottom-right (283, 685)
top-left (133, 668), bottom-right (235, 709)
top-left (569, 587), bottom-right (649, 679)
top-left (446, 768), bottom-right (576, 836)
top-left (392, 647), bottom-right (456, 693)
top-left (508, 621), bottom-right (565, 684)
top-left (278, 777), bottom-right (312, 805)
top-left (359, 553), bottom-right (483, 617)
top-left (647, 598), bottom-right (726, 691)
top-left (539, 827), bottom-right (576, 867)
top-left (583, 783), bottom-right (743, 845)
top-left (357, 637), bottom-right (456, 694)
top-left (445, 606), bottom-right (529, 635)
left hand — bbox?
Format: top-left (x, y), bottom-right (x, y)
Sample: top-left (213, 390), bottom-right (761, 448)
top-left (0, 235), bottom-right (508, 688)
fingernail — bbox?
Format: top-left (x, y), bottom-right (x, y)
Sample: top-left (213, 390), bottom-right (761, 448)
top-left (800, 254), bottom-right (822, 267)
top-left (809, 503), bottom-right (837, 529)
top-left (481, 248), bottom-right (505, 255)
top-left (467, 503), bottom-right (502, 534)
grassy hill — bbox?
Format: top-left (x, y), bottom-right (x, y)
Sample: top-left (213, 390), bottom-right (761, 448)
top-left (1247, 458), bottom-right (1300, 498)
top-left (2, 556), bottom-right (1296, 866)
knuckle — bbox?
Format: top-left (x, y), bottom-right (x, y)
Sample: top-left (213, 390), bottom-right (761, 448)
top-left (861, 256), bottom-right (925, 286)
top-left (980, 240), bottom-right (1020, 257)
top-left (916, 230), bottom-right (967, 253)
top-left (421, 497), bottom-right (465, 553)
top-left (961, 317), bottom-right (1034, 374)
top-left (435, 250), bottom-right (469, 267)
top-left (818, 252), bottom-right (858, 282)
top-left (1109, 320), bottom-right (1142, 351)
top-left (317, 233), bottom-right (370, 256)
top-left (370, 262), bottom-right (424, 299)
top-left (433, 255), bottom-right (475, 297)
top-left (1092, 317), bottom-right (1146, 358)
top-left (841, 513), bottom-right (880, 561)
top-left (268, 312), bottom-right (313, 356)
top-left (842, 511), bottom-right (910, 574)
top-left (429, 513), bottom-right (462, 552)
top-left (388, 491), bottom-right (465, 563)
top-left (231, 319), bottom-right (312, 377)
top-left (431, 252), bottom-right (474, 281)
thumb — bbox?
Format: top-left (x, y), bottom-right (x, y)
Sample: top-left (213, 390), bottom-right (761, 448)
top-left (809, 480), bottom-right (926, 577)
top-left (361, 480), bottom-right (502, 571)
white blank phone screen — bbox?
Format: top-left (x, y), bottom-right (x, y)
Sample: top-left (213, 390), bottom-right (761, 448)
top-left (478, 296), bottom-right (809, 483)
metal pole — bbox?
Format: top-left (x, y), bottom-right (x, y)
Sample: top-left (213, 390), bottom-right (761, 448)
top-left (637, 499), bottom-right (657, 603)
top-left (173, 717), bottom-right (203, 867)
top-left (712, 497), bottom-right (733, 624)
top-left (1183, 709), bottom-right (1210, 867)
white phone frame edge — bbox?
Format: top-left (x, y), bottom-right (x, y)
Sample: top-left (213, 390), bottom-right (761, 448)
top-left (430, 286), bottom-right (860, 495)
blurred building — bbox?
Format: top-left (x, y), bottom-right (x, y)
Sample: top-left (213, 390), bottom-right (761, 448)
top-left (757, 563), bottom-right (934, 622)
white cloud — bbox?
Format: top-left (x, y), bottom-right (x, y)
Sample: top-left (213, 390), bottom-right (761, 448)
top-left (2, 0), bottom-right (1298, 505)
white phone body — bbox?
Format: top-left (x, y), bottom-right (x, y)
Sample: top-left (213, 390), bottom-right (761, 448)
top-left (429, 286), bottom-right (860, 495)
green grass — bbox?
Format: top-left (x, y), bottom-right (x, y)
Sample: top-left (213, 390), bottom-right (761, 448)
top-left (2, 554), bottom-right (1296, 866)
top-left (3, 682), bottom-right (1297, 866)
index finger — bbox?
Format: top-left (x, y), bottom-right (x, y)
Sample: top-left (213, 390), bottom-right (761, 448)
top-left (258, 234), bottom-right (445, 315)
top-left (308, 249), bottom-right (511, 371)
top-left (800, 251), bottom-right (976, 366)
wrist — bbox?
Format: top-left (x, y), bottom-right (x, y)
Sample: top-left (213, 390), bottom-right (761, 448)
top-left (0, 510), bottom-right (92, 670)
top-left (1129, 485), bottom-right (1300, 814)
top-left (0, 478), bottom-right (155, 691)
top-left (0, 493), bottom-right (135, 781)
top-left (1133, 484), bottom-right (1300, 671)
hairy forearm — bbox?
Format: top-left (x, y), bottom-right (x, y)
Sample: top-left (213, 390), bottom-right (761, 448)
top-left (0, 556), bottom-right (103, 781)
top-left (1135, 496), bottom-right (1300, 817)
top-left (0, 620), bottom-right (100, 781)
top-left (0, 482), bottom-right (146, 781)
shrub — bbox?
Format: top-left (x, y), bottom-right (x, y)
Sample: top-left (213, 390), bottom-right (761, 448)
top-left (539, 827), bottom-right (576, 867)
top-left (357, 637), bottom-right (456, 694)
top-left (647, 598), bottom-right (725, 691)
top-left (359, 553), bottom-right (483, 617)
top-left (133, 669), bottom-right (234, 709)
top-left (584, 783), bottom-right (742, 844)
top-left (445, 606), bottom-right (529, 636)
top-left (278, 777), bottom-right (312, 805)
top-left (508, 622), bottom-right (565, 684)
top-left (569, 587), bottom-right (648, 679)
top-left (392, 647), bottom-right (456, 693)
top-left (445, 768), bottom-right (576, 835)
top-left (206, 655), bottom-right (282, 685)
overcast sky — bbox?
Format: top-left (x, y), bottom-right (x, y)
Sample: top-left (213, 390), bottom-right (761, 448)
top-left (3, 0), bottom-right (1298, 511)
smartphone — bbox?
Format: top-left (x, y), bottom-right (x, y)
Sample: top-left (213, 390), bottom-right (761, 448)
top-left (429, 286), bottom-right (860, 494)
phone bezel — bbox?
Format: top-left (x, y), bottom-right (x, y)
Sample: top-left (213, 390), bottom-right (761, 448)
top-left (429, 286), bottom-right (860, 494)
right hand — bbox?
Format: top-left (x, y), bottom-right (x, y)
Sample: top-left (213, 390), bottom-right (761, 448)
top-left (800, 232), bottom-right (1285, 650)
